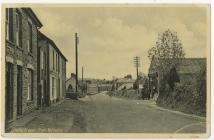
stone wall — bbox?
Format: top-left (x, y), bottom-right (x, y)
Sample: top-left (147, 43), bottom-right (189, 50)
top-left (5, 8), bottom-right (39, 128)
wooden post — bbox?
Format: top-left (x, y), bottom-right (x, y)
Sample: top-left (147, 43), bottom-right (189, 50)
top-left (75, 33), bottom-right (78, 98)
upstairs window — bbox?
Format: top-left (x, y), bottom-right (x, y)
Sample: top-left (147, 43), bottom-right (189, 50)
top-left (52, 77), bottom-right (55, 98)
top-left (44, 52), bottom-right (46, 74)
top-left (58, 56), bottom-right (60, 72)
top-left (40, 50), bottom-right (44, 69)
top-left (16, 10), bottom-right (22, 47)
top-left (56, 53), bottom-right (58, 72)
top-left (53, 50), bottom-right (55, 70)
top-left (6, 8), bottom-right (14, 42)
top-left (27, 21), bottom-right (32, 53)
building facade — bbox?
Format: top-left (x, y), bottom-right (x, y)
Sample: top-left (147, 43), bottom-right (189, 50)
top-left (5, 8), bottom-right (42, 131)
top-left (38, 32), bottom-right (67, 106)
top-left (148, 57), bottom-right (206, 99)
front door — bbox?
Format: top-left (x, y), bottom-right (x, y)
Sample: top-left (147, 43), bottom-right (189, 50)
top-left (6, 62), bottom-right (14, 122)
top-left (17, 65), bottom-right (22, 116)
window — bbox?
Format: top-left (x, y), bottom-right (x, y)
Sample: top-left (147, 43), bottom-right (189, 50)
top-left (58, 79), bottom-right (60, 98)
top-left (56, 53), bottom-right (58, 72)
top-left (27, 69), bottom-right (33, 101)
top-left (44, 52), bottom-right (46, 74)
top-left (16, 10), bottom-right (22, 47)
top-left (40, 50), bottom-right (43, 69)
top-left (58, 56), bottom-right (60, 72)
top-left (27, 21), bottom-right (32, 53)
top-left (53, 50), bottom-right (54, 70)
top-left (6, 8), bottom-right (14, 42)
top-left (52, 77), bottom-right (54, 98)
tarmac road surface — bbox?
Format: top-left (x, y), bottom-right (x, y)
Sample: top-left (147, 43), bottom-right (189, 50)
top-left (14, 92), bottom-right (206, 133)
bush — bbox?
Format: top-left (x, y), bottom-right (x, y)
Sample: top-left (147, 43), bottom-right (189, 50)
top-left (157, 75), bottom-right (206, 116)
top-left (107, 89), bottom-right (140, 100)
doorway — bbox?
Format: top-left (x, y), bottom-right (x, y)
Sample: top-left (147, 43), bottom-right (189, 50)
top-left (17, 65), bottom-right (22, 116)
top-left (6, 62), bottom-right (14, 122)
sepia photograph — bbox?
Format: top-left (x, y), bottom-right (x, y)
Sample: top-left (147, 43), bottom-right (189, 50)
top-left (1, 4), bottom-right (211, 138)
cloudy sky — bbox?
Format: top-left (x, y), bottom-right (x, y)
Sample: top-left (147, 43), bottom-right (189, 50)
top-left (33, 5), bottom-right (209, 80)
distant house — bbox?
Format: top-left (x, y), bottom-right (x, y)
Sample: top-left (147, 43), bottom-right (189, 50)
top-left (66, 74), bottom-right (112, 94)
top-left (148, 58), bottom-right (206, 99)
top-left (115, 78), bottom-right (135, 90)
top-left (66, 74), bottom-right (91, 93)
top-left (66, 73), bottom-right (77, 92)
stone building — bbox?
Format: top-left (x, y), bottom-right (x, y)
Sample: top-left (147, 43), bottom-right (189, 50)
top-left (115, 78), bottom-right (135, 90)
top-left (5, 8), bottom-right (42, 131)
top-left (38, 32), bottom-right (67, 106)
top-left (148, 57), bottom-right (206, 99)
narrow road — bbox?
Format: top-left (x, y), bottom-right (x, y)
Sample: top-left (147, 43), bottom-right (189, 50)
top-left (15, 92), bottom-right (206, 133)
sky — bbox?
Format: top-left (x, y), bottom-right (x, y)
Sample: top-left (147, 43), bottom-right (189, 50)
top-left (33, 5), bottom-right (209, 80)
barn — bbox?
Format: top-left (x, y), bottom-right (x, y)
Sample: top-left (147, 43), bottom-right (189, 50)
top-left (148, 58), bottom-right (206, 100)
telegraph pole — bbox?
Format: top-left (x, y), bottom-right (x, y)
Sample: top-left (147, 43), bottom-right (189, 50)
top-left (82, 66), bottom-right (83, 83)
top-left (134, 56), bottom-right (140, 79)
top-left (82, 66), bottom-right (84, 93)
top-left (134, 56), bottom-right (140, 93)
top-left (75, 33), bottom-right (79, 98)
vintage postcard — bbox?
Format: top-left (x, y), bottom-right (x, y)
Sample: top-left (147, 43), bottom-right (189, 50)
top-left (1, 4), bottom-right (211, 138)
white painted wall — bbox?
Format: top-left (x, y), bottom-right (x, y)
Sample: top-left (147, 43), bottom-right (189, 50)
top-left (49, 43), bottom-right (64, 101)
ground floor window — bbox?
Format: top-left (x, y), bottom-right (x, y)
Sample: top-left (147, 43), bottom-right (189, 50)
top-left (58, 79), bottom-right (60, 98)
top-left (27, 69), bottom-right (33, 101)
top-left (52, 77), bottom-right (55, 99)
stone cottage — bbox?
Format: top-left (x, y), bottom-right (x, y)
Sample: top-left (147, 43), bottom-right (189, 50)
top-left (148, 57), bottom-right (206, 99)
top-left (38, 31), bottom-right (67, 106)
top-left (5, 8), bottom-right (42, 131)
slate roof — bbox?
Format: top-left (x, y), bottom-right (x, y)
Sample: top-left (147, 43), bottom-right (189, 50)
top-left (176, 58), bottom-right (206, 74)
top-left (149, 57), bottom-right (206, 75)
top-left (116, 78), bottom-right (135, 83)
top-left (38, 31), bottom-right (67, 61)
top-left (22, 8), bottom-right (43, 28)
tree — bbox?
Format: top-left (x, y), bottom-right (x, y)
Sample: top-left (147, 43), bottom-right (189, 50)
top-left (124, 74), bottom-right (132, 79)
top-left (138, 72), bottom-right (146, 79)
top-left (148, 29), bottom-right (185, 75)
top-left (133, 80), bottom-right (139, 90)
top-left (167, 67), bottom-right (180, 90)
top-left (70, 73), bottom-right (76, 78)
top-left (195, 65), bottom-right (206, 113)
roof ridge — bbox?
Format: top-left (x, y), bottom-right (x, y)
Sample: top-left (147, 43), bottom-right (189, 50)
top-left (38, 31), bottom-right (67, 61)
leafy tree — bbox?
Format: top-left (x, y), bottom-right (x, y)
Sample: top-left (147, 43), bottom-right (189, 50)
top-left (195, 65), bottom-right (206, 113)
top-left (86, 80), bottom-right (92, 84)
top-left (70, 73), bottom-right (76, 78)
top-left (138, 72), bottom-right (146, 79)
top-left (124, 74), bottom-right (132, 79)
top-left (133, 80), bottom-right (139, 90)
top-left (148, 29), bottom-right (185, 75)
